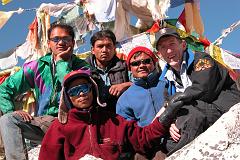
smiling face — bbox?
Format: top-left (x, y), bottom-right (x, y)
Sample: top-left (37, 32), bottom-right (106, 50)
top-left (91, 37), bottom-right (116, 68)
top-left (156, 36), bottom-right (186, 71)
top-left (129, 52), bottom-right (155, 78)
top-left (48, 27), bottom-right (75, 60)
top-left (67, 78), bottom-right (93, 109)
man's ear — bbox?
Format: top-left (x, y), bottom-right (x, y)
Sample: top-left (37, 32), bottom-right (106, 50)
top-left (182, 40), bottom-right (187, 50)
top-left (47, 40), bottom-right (51, 50)
top-left (72, 39), bottom-right (75, 46)
top-left (113, 46), bottom-right (117, 54)
top-left (156, 51), bottom-right (163, 59)
top-left (91, 46), bottom-right (95, 55)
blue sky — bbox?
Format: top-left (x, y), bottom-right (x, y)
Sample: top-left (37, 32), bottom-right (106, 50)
top-left (0, 0), bottom-right (240, 55)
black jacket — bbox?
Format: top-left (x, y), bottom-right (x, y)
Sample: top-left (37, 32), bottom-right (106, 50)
top-left (85, 54), bottom-right (130, 111)
top-left (163, 51), bottom-right (240, 113)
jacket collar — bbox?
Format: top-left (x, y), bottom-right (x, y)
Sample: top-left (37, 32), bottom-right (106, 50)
top-left (161, 49), bottom-right (194, 79)
top-left (40, 53), bottom-right (52, 64)
top-left (40, 53), bottom-right (76, 64)
top-left (68, 107), bottom-right (99, 122)
top-left (87, 54), bottom-right (124, 72)
top-left (133, 69), bottom-right (160, 88)
top-left (186, 50), bottom-right (194, 68)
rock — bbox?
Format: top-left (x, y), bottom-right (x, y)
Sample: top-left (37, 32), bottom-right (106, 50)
top-left (28, 145), bottom-right (41, 160)
top-left (28, 147), bottom-right (104, 160)
top-left (166, 102), bottom-right (240, 160)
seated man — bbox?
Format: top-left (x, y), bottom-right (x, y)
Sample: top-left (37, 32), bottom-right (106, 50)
top-left (117, 46), bottom-right (165, 127)
top-left (116, 46), bottom-right (207, 158)
top-left (85, 30), bottom-right (132, 111)
top-left (0, 23), bottom-right (90, 159)
top-left (39, 69), bottom-right (183, 160)
top-left (155, 27), bottom-right (240, 154)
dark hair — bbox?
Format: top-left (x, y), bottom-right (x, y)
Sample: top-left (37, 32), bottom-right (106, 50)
top-left (47, 23), bottom-right (75, 40)
top-left (90, 30), bottom-right (116, 46)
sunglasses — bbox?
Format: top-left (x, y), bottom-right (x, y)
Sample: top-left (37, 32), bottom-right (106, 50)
top-left (49, 36), bottom-right (72, 44)
top-left (130, 58), bottom-right (152, 67)
top-left (67, 84), bottom-right (92, 97)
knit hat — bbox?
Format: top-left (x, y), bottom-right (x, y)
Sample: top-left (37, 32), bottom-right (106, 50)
top-left (126, 46), bottom-right (158, 70)
top-left (155, 28), bottom-right (181, 49)
top-left (58, 68), bottom-right (106, 124)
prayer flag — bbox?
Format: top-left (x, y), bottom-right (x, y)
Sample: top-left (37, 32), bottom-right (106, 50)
top-left (0, 11), bottom-right (13, 29)
top-left (1, 0), bottom-right (12, 5)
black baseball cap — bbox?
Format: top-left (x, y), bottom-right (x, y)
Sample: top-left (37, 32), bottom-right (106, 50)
top-left (155, 28), bottom-right (181, 48)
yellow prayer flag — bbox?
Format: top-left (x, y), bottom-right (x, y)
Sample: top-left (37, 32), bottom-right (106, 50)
top-left (208, 44), bottom-right (230, 69)
top-left (2, 0), bottom-right (12, 5)
top-left (0, 11), bottom-right (13, 29)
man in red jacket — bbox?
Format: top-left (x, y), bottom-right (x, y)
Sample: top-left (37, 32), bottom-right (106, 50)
top-left (39, 68), bottom-right (183, 160)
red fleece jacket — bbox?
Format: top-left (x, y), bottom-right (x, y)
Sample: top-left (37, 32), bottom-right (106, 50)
top-left (39, 108), bottom-right (167, 160)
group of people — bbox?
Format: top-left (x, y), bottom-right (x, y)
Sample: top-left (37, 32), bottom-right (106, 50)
top-left (0, 23), bottom-right (239, 160)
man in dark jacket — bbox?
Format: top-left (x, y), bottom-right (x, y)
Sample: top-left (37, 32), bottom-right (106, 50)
top-left (85, 30), bottom-right (132, 111)
top-left (156, 27), bottom-right (240, 154)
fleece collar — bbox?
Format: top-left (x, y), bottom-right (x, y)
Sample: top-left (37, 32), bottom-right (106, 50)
top-left (133, 69), bottom-right (160, 88)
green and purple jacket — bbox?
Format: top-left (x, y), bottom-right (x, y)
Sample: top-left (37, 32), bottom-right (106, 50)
top-left (0, 53), bottom-right (90, 116)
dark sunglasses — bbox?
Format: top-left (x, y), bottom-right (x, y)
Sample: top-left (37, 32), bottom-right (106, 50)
top-left (130, 58), bottom-right (152, 67)
top-left (67, 84), bottom-right (92, 97)
top-left (49, 36), bottom-right (72, 44)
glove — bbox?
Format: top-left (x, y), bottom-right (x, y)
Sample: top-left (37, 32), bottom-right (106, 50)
top-left (158, 97), bottom-right (184, 127)
top-left (171, 92), bottom-right (193, 104)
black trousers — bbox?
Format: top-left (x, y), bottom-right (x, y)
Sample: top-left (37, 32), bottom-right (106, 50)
top-left (163, 100), bottom-right (222, 156)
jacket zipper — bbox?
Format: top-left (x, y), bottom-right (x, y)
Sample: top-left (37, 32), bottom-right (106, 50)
top-left (88, 111), bottom-right (93, 154)
top-left (147, 82), bottom-right (158, 115)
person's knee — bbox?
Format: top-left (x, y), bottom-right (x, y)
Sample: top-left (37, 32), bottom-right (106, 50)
top-left (0, 113), bottom-right (17, 128)
top-left (176, 106), bottom-right (207, 138)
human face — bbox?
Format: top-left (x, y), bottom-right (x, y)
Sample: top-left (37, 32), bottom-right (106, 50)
top-left (157, 36), bottom-right (186, 71)
top-left (91, 38), bottom-right (116, 68)
top-left (48, 27), bottom-right (75, 61)
top-left (129, 52), bottom-right (155, 78)
top-left (68, 78), bottom-right (93, 109)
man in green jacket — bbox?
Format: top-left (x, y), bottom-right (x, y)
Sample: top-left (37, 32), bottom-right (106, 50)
top-left (0, 23), bottom-right (89, 160)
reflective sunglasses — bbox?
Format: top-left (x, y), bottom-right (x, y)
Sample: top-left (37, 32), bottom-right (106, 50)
top-left (67, 84), bottom-right (92, 97)
top-left (130, 58), bottom-right (152, 67)
top-left (49, 36), bottom-right (72, 44)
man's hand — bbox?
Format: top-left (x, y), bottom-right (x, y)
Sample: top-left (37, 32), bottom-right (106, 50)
top-left (109, 82), bottom-right (132, 97)
top-left (171, 92), bottom-right (193, 103)
top-left (55, 47), bottom-right (72, 61)
top-left (158, 99), bottom-right (184, 127)
top-left (14, 111), bottom-right (33, 122)
top-left (169, 123), bottom-right (181, 142)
